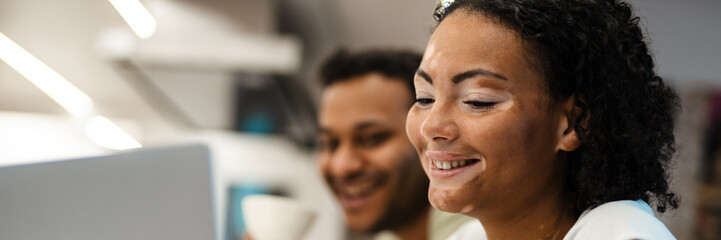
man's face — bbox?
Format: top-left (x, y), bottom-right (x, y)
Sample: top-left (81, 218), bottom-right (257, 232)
top-left (317, 73), bottom-right (429, 233)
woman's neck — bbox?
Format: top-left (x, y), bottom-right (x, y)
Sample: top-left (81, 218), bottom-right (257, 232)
top-left (471, 188), bottom-right (578, 240)
top-left (486, 204), bottom-right (576, 239)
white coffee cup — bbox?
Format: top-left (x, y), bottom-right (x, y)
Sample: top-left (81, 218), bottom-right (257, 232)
top-left (242, 194), bottom-right (317, 240)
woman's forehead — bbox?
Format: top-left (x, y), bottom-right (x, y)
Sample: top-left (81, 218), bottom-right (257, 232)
top-left (421, 12), bottom-right (539, 87)
top-left (427, 14), bottom-right (518, 59)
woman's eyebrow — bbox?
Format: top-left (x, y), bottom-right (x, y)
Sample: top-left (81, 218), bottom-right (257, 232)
top-left (452, 69), bottom-right (507, 83)
top-left (415, 68), bottom-right (507, 85)
top-left (416, 69), bottom-right (433, 84)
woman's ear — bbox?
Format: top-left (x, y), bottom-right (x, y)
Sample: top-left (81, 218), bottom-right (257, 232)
top-left (556, 95), bottom-right (586, 152)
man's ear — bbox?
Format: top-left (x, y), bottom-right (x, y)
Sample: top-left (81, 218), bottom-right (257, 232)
top-left (556, 95), bottom-right (586, 152)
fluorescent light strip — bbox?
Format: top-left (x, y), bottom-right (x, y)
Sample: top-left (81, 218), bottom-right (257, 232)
top-left (85, 116), bottom-right (142, 150)
top-left (0, 33), bottom-right (142, 150)
top-left (0, 32), bottom-right (94, 118)
top-left (108, 0), bottom-right (157, 39)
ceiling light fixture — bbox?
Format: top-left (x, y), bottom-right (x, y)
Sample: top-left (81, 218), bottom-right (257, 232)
top-left (108, 0), bottom-right (157, 39)
top-left (0, 32), bottom-right (94, 118)
top-left (0, 32), bottom-right (142, 150)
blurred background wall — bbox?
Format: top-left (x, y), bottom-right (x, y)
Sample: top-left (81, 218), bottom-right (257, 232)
top-left (0, 0), bottom-right (719, 239)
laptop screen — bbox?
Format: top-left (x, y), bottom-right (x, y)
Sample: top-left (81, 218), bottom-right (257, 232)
top-left (0, 144), bottom-right (216, 240)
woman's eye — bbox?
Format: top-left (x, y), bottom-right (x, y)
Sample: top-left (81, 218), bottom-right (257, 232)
top-left (464, 101), bottom-right (497, 109)
top-left (414, 98), bottom-right (435, 105)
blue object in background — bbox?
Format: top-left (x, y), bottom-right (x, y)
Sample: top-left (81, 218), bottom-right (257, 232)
top-left (226, 183), bottom-right (269, 240)
top-left (238, 111), bottom-right (275, 134)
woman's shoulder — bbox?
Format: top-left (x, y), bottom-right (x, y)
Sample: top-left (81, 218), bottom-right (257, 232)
top-left (564, 200), bottom-right (676, 240)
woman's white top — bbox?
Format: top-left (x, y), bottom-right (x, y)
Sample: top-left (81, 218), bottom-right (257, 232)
top-left (446, 200), bottom-right (676, 240)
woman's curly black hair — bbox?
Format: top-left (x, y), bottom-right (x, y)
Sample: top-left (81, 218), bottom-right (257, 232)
top-left (434, 0), bottom-right (680, 213)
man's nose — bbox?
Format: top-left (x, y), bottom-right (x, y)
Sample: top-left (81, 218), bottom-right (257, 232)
top-left (328, 142), bottom-right (364, 179)
top-left (420, 103), bottom-right (459, 142)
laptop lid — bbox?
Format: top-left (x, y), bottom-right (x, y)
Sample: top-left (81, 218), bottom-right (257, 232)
top-left (0, 144), bottom-right (216, 240)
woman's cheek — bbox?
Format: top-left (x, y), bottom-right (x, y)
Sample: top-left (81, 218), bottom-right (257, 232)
top-left (405, 109), bottom-right (425, 150)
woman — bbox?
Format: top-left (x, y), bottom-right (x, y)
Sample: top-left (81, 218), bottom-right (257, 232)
top-left (406, 0), bottom-right (679, 239)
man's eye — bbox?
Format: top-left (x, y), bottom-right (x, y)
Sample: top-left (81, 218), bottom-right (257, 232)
top-left (318, 139), bottom-right (339, 151)
top-left (414, 98), bottom-right (435, 105)
top-left (357, 132), bottom-right (391, 148)
top-left (463, 101), bottom-right (497, 109)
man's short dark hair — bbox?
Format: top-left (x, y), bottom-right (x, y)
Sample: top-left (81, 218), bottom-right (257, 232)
top-left (319, 48), bottom-right (422, 94)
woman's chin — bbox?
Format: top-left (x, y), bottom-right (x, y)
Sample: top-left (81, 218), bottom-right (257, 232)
top-left (428, 186), bottom-right (476, 214)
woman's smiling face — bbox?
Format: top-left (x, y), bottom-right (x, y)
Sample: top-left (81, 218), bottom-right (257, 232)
top-left (406, 11), bottom-right (572, 217)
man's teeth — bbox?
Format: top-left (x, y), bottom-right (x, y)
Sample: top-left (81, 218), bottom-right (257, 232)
top-left (433, 159), bottom-right (475, 170)
top-left (342, 181), bottom-right (379, 198)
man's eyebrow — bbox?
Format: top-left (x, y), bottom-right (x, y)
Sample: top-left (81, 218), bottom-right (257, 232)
top-left (415, 68), bottom-right (508, 85)
top-left (355, 121), bottom-right (379, 131)
top-left (318, 121), bottom-right (388, 135)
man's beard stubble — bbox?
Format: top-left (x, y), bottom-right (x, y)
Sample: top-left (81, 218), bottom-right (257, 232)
top-left (369, 152), bottom-right (430, 233)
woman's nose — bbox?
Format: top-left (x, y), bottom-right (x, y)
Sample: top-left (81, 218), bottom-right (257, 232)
top-left (420, 103), bottom-right (459, 142)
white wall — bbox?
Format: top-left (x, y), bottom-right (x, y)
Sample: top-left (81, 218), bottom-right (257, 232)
top-left (0, 112), bottom-right (109, 166)
top-left (630, 0), bottom-right (721, 85)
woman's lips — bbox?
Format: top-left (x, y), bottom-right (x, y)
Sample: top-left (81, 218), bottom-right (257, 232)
top-left (425, 151), bottom-right (483, 179)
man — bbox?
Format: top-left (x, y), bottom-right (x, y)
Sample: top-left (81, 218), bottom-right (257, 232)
top-left (316, 49), bottom-right (472, 240)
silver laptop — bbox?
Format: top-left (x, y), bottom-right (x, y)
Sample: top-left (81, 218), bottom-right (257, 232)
top-left (0, 144), bottom-right (216, 240)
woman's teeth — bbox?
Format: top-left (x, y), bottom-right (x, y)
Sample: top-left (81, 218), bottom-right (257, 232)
top-left (433, 159), bottom-right (478, 170)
